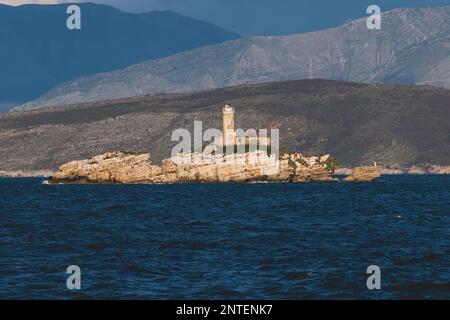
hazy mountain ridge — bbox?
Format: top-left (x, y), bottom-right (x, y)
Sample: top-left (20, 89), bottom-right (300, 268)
top-left (0, 3), bottom-right (240, 106)
top-left (18, 6), bottom-right (450, 110)
top-left (2, 80), bottom-right (449, 171)
top-left (375, 31), bottom-right (450, 87)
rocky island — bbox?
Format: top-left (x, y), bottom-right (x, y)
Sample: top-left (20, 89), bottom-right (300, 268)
top-left (48, 151), bottom-right (381, 184)
top-left (48, 104), bottom-right (382, 184)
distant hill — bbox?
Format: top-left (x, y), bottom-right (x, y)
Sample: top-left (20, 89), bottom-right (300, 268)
top-left (0, 3), bottom-right (240, 106)
top-left (375, 32), bottom-right (450, 88)
top-left (142, 0), bottom-right (450, 36)
top-left (1, 80), bottom-right (449, 171)
top-left (0, 103), bottom-right (16, 113)
top-left (19, 6), bottom-right (450, 110)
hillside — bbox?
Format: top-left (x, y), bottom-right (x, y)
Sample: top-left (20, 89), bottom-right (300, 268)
top-left (0, 3), bottom-right (239, 106)
top-left (1, 80), bottom-right (449, 171)
top-left (18, 6), bottom-right (450, 110)
top-left (376, 32), bottom-right (450, 88)
top-left (129, 0), bottom-right (450, 36)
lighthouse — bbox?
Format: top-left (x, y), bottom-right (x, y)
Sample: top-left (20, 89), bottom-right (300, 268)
top-left (223, 104), bottom-right (235, 146)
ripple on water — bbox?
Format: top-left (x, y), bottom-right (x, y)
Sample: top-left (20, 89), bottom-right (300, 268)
top-left (0, 175), bottom-right (449, 299)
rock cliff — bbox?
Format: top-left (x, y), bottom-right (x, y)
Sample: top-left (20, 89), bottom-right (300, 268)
top-left (342, 166), bottom-right (382, 182)
top-left (48, 151), bottom-right (380, 184)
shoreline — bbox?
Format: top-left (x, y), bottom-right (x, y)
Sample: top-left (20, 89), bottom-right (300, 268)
top-left (47, 151), bottom-right (382, 184)
top-left (335, 166), bottom-right (450, 175)
top-left (1, 167), bottom-right (450, 179)
top-left (0, 170), bottom-right (55, 178)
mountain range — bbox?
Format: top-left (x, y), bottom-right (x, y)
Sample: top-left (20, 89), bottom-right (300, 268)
top-left (18, 6), bottom-right (450, 110)
top-left (0, 3), bottom-right (240, 109)
top-left (1, 80), bottom-right (449, 171)
top-left (77, 0), bottom-right (450, 36)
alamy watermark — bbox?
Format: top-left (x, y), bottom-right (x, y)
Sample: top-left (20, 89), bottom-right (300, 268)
top-left (367, 5), bottom-right (382, 30)
top-left (66, 5), bottom-right (81, 30)
top-left (366, 265), bottom-right (381, 290)
top-left (66, 265), bottom-right (81, 290)
top-left (170, 105), bottom-right (280, 174)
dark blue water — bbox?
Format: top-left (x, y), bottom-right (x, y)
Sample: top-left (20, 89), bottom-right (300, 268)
top-left (0, 176), bottom-right (449, 299)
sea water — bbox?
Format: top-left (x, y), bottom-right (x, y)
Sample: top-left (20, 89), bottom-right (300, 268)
top-left (0, 176), bottom-right (449, 299)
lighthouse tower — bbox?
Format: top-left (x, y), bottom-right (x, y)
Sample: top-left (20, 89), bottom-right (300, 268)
top-left (223, 104), bottom-right (235, 146)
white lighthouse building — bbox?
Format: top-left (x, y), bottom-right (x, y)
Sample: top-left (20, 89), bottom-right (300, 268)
top-left (222, 104), bottom-right (236, 146)
top-left (217, 104), bottom-right (271, 150)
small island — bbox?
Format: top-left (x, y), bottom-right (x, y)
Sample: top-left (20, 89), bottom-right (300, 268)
top-left (48, 105), bottom-right (381, 184)
top-left (48, 150), bottom-right (381, 184)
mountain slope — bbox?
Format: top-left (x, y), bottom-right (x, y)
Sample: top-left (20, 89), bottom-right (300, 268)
top-left (19, 6), bottom-right (450, 110)
top-left (0, 3), bottom-right (240, 105)
top-left (2, 80), bottom-right (449, 171)
top-left (376, 32), bottom-right (450, 87)
top-left (131, 0), bottom-right (450, 36)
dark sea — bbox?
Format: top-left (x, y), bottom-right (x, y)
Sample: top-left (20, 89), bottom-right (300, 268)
top-left (0, 176), bottom-right (449, 300)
